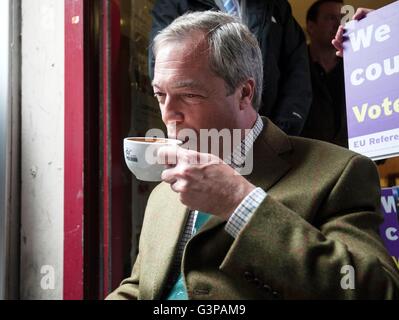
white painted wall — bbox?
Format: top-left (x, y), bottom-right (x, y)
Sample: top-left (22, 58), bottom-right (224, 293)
top-left (20, 0), bottom-right (64, 299)
top-left (0, 0), bottom-right (11, 300)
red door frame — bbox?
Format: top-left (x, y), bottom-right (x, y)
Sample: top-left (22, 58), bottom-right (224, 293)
top-left (65, 0), bottom-right (102, 300)
top-left (101, 0), bottom-right (111, 297)
top-left (64, 0), bottom-right (131, 300)
top-left (102, 0), bottom-right (133, 297)
top-left (64, 0), bottom-right (85, 300)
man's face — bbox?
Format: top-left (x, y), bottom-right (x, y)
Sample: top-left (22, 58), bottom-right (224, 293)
top-left (308, 2), bottom-right (343, 48)
top-left (152, 32), bottom-right (242, 148)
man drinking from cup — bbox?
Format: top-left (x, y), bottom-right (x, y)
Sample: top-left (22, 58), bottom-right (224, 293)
top-left (108, 11), bottom-right (399, 300)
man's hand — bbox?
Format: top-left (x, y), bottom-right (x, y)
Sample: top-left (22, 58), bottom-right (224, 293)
top-left (157, 146), bottom-right (256, 221)
top-left (332, 8), bottom-right (374, 57)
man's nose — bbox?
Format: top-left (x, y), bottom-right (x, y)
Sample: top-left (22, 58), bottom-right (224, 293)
top-left (162, 96), bottom-right (184, 125)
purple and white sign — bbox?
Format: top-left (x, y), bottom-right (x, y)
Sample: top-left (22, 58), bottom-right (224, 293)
top-left (343, 1), bottom-right (399, 160)
top-left (380, 187), bottom-right (399, 272)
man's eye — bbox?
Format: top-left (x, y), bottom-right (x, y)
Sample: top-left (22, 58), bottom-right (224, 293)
top-left (184, 94), bottom-right (200, 98)
top-left (154, 93), bottom-right (166, 102)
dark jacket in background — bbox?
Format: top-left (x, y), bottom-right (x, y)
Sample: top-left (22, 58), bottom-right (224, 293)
top-left (302, 51), bottom-right (348, 148)
top-left (148, 0), bottom-right (312, 136)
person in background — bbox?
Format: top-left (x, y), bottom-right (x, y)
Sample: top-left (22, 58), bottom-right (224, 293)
top-left (301, 0), bottom-right (348, 148)
top-left (107, 11), bottom-right (399, 300)
top-left (148, 0), bottom-right (312, 136)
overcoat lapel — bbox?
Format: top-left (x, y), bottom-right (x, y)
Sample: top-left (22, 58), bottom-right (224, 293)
top-left (148, 186), bottom-right (189, 299)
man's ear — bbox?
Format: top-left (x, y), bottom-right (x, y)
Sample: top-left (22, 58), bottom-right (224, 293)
top-left (239, 78), bottom-right (255, 110)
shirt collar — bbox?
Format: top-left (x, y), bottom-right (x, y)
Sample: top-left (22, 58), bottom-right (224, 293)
top-left (228, 114), bottom-right (263, 169)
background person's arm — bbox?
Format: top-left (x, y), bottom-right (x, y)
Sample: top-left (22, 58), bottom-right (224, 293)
top-left (270, 1), bottom-right (312, 136)
top-left (148, 0), bottom-right (182, 80)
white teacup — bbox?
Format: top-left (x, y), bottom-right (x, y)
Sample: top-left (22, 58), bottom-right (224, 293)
top-left (123, 137), bottom-right (182, 182)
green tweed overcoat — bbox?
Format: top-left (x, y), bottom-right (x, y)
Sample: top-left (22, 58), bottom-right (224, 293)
top-left (107, 118), bottom-right (399, 300)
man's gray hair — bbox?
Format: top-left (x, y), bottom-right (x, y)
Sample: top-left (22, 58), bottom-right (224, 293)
top-left (152, 11), bottom-right (263, 111)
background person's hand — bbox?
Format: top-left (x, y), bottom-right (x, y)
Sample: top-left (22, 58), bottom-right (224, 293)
top-left (352, 7), bottom-right (374, 20)
top-left (332, 8), bottom-right (374, 57)
top-left (332, 25), bottom-right (345, 58)
top-left (158, 146), bottom-right (256, 221)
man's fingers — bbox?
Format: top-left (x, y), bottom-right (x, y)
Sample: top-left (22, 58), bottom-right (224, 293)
top-left (336, 25), bottom-right (344, 40)
top-left (161, 168), bottom-right (178, 184)
top-left (158, 145), bottom-right (222, 167)
top-left (332, 25), bottom-right (345, 57)
top-left (161, 166), bottom-right (188, 193)
top-left (332, 39), bottom-right (343, 57)
top-left (331, 38), bottom-right (343, 51)
top-left (157, 145), bottom-right (180, 166)
top-left (353, 8), bottom-right (373, 21)
top-left (159, 147), bottom-right (225, 194)
top-left (170, 179), bottom-right (188, 193)
top-left (332, 25), bottom-right (344, 45)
